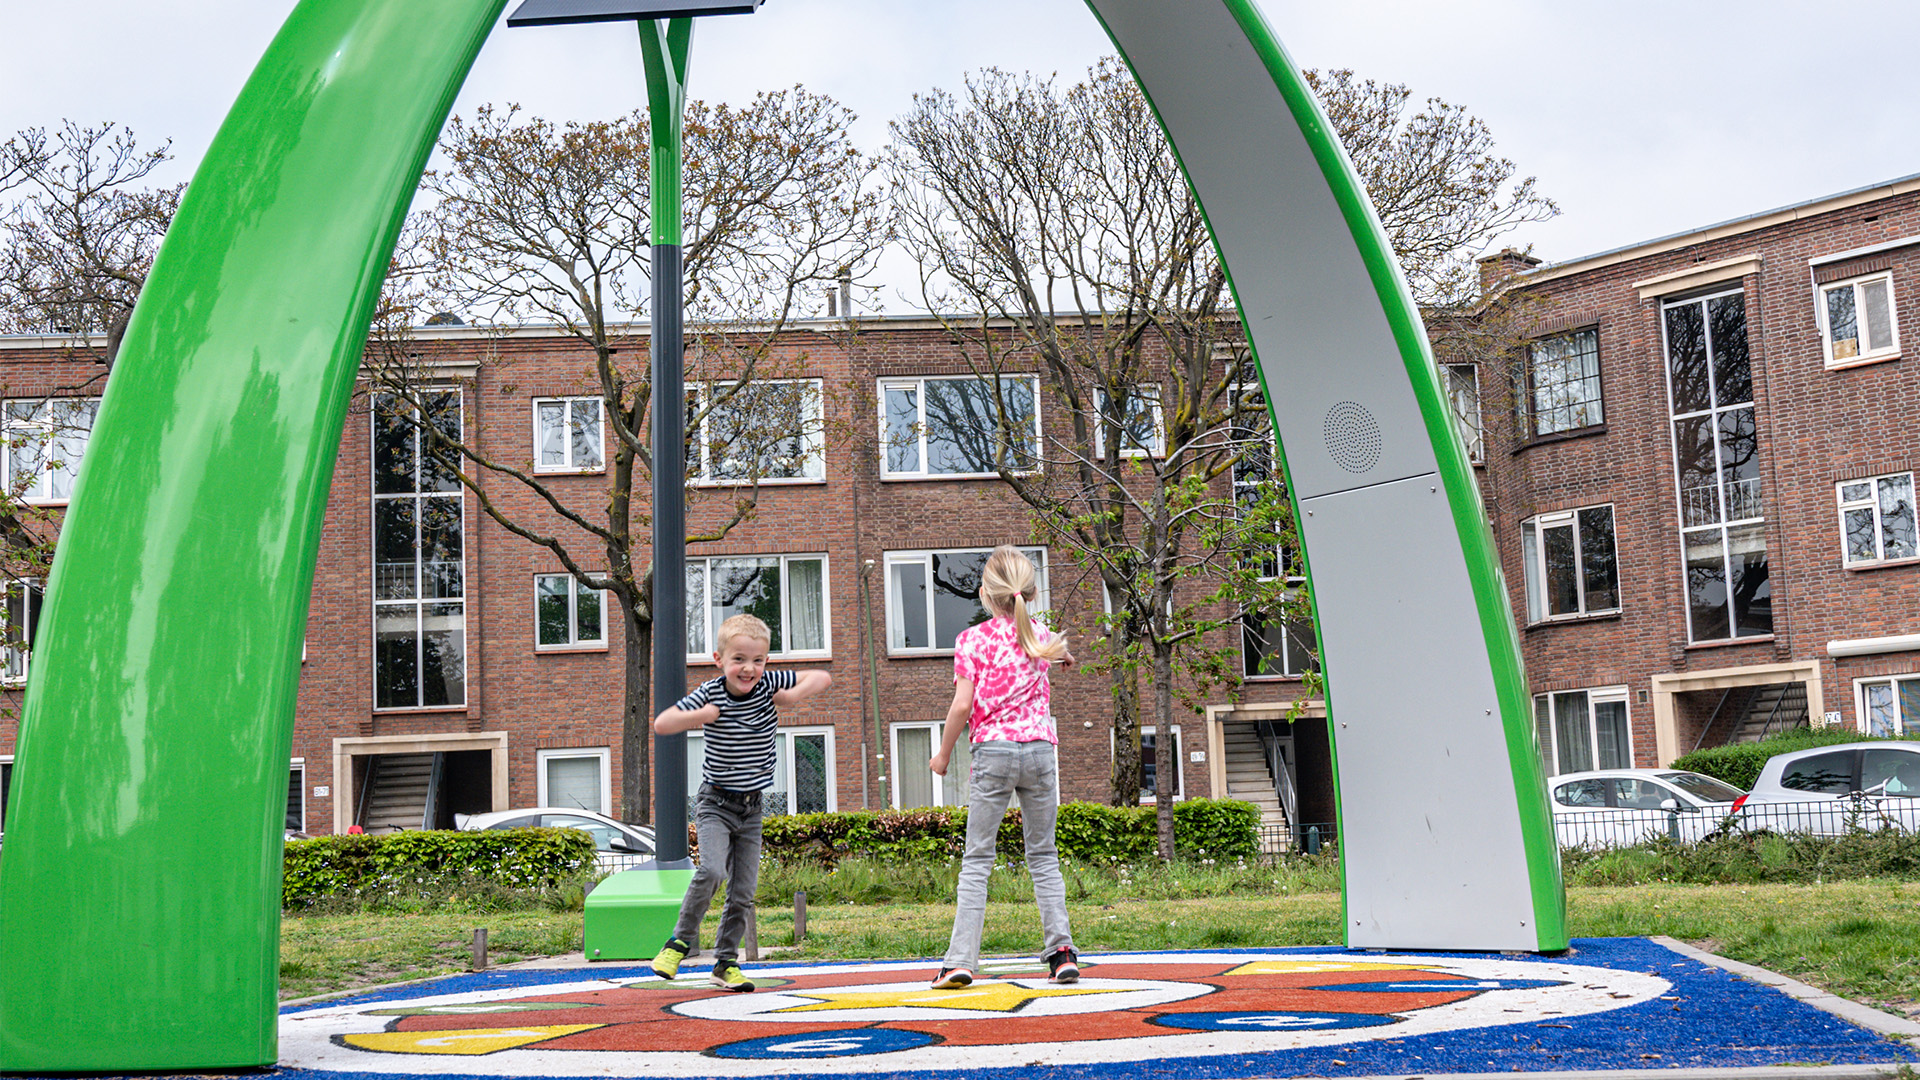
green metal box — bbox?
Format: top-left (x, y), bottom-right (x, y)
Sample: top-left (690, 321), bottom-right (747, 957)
top-left (584, 868), bottom-right (693, 961)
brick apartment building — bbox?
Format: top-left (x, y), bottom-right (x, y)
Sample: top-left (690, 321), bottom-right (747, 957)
top-left (1, 170), bottom-right (1916, 841)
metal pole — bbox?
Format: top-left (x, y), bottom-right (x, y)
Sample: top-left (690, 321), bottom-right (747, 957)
top-left (642, 17), bottom-right (694, 867)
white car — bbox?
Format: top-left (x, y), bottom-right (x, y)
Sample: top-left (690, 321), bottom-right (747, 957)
top-left (1548, 769), bottom-right (1746, 848)
top-left (1738, 742), bottom-right (1920, 835)
top-left (456, 808), bottom-right (656, 871)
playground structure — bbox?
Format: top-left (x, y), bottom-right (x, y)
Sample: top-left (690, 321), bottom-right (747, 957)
top-left (0, 0), bottom-right (1563, 1071)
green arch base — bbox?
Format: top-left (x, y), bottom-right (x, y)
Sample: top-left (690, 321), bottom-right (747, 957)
top-left (0, 0), bottom-right (1561, 1070)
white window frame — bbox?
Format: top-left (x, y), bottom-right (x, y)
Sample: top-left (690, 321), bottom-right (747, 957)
top-left (1445, 363), bottom-right (1484, 464)
top-left (684, 553), bottom-right (831, 661)
top-left (1818, 271), bottom-right (1900, 369)
top-left (534, 572), bottom-right (608, 650)
top-left (688, 378), bottom-right (826, 485)
top-left (885, 546), bottom-right (1049, 656)
top-left (3, 396), bottom-right (100, 505)
top-left (537, 747), bottom-right (613, 814)
top-left (531, 396), bottom-right (605, 474)
top-left (1856, 675), bottom-right (1920, 738)
top-left (1520, 504), bottom-right (1622, 624)
top-left (889, 722), bottom-right (970, 809)
top-left (1092, 383), bottom-right (1164, 459)
top-left (879, 374), bottom-right (1042, 480)
top-left (1138, 724), bottom-right (1184, 803)
top-left (1533, 686), bottom-right (1632, 775)
top-left (686, 727), bottom-right (836, 815)
top-left (2, 578), bottom-right (42, 686)
top-left (1837, 472), bottom-right (1918, 567)
top-left (287, 761), bottom-right (307, 835)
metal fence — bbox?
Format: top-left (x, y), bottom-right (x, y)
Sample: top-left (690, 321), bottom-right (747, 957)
top-left (1257, 822), bottom-right (1337, 858)
top-left (1553, 795), bottom-right (1920, 850)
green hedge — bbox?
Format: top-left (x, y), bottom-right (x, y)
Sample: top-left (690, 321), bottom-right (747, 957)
top-left (283, 828), bottom-right (596, 909)
top-left (1670, 728), bottom-right (1893, 790)
top-left (759, 799), bottom-right (1259, 865)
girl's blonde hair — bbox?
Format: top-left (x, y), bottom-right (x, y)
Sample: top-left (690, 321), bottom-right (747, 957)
top-left (980, 545), bottom-right (1069, 662)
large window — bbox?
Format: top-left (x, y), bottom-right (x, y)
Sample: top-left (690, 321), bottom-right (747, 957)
top-left (1445, 363), bottom-right (1484, 463)
top-left (1859, 675), bottom-right (1920, 738)
top-left (4, 397), bottom-right (99, 504)
top-left (886, 547), bottom-right (1047, 653)
top-left (1524, 328), bottom-right (1603, 437)
top-left (538, 747), bottom-right (611, 814)
top-left (533, 397), bottom-right (603, 473)
top-left (1231, 384), bottom-right (1315, 680)
top-left (892, 723), bottom-right (970, 809)
top-left (1838, 472), bottom-right (1917, 567)
top-left (1534, 687), bottom-right (1630, 776)
top-left (2, 579), bottom-right (41, 685)
top-left (685, 554), bottom-right (828, 659)
top-left (373, 391), bottom-right (467, 709)
top-left (688, 379), bottom-right (824, 483)
top-left (1092, 384), bottom-right (1164, 458)
top-left (1663, 290), bottom-right (1770, 642)
top-left (687, 727), bottom-right (833, 815)
top-left (881, 375), bottom-right (1039, 478)
top-left (287, 764), bottom-right (306, 835)
top-left (1, 758), bottom-right (12, 836)
top-left (1140, 726), bottom-right (1184, 802)
top-left (1820, 272), bottom-right (1899, 368)
top-left (1520, 505), bottom-right (1620, 623)
top-left (535, 573), bottom-right (606, 649)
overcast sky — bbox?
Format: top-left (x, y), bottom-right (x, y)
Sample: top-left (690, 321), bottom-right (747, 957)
top-left (7, 0), bottom-right (1920, 291)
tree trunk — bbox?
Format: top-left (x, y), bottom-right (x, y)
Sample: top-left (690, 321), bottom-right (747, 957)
top-left (620, 598), bottom-right (653, 826)
top-left (1153, 643), bottom-right (1176, 860)
top-left (1110, 667), bottom-right (1142, 806)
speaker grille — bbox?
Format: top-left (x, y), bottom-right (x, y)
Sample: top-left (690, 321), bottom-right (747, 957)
top-left (1323, 401), bottom-right (1382, 474)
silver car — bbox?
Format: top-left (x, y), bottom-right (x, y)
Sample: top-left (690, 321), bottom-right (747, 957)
top-left (1740, 743), bottom-right (1920, 835)
top-left (1549, 769), bottom-right (1746, 848)
top-left (456, 808), bottom-right (657, 871)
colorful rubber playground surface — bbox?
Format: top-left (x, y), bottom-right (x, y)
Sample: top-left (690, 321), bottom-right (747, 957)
top-left (266, 937), bottom-right (1918, 1080)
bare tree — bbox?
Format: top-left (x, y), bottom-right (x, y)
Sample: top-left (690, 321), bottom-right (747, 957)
top-left (369, 90), bottom-right (886, 824)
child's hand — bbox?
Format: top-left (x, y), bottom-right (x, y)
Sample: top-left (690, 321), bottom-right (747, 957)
top-left (930, 749), bottom-right (949, 777)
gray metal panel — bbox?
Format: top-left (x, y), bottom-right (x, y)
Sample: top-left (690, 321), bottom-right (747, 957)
top-left (1088, 0), bottom-right (1435, 501)
top-left (1301, 475), bottom-right (1537, 949)
top-left (506, 0), bottom-right (761, 27)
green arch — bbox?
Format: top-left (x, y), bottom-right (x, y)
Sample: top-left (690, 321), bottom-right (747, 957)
top-left (0, 0), bottom-right (1561, 1069)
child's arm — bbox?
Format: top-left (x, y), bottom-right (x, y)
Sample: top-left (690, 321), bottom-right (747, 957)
top-left (654, 700), bottom-right (720, 736)
top-left (929, 677), bottom-right (975, 777)
top-left (771, 669), bottom-right (831, 707)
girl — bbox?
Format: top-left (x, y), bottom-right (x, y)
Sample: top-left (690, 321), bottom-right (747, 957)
top-left (928, 545), bottom-right (1079, 988)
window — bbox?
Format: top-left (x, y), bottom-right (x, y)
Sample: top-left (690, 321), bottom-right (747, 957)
top-left (1533, 687), bottom-right (1630, 775)
top-left (535, 573), bottom-right (606, 649)
top-left (881, 375), bottom-right (1039, 478)
top-left (886, 547), bottom-right (1048, 653)
top-left (1141, 726), bottom-right (1183, 801)
top-left (1663, 291), bottom-right (1770, 642)
top-left (892, 723), bottom-right (970, 808)
top-left (1230, 386), bottom-right (1315, 679)
top-left (533, 397), bottom-right (603, 473)
top-left (1838, 473), bottom-right (1917, 566)
top-left (1780, 749), bottom-right (1856, 794)
top-left (372, 391), bottom-right (467, 709)
top-left (1524, 328), bottom-right (1602, 437)
top-left (1859, 675), bottom-right (1920, 737)
top-left (685, 554), bottom-right (828, 659)
top-left (1820, 272), bottom-right (1899, 367)
top-left (1520, 505), bottom-right (1620, 623)
top-left (4, 397), bottom-right (99, 504)
top-left (1, 758), bottom-right (13, 836)
top-left (538, 748), bottom-right (612, 814)
top-left (2, 579), bottom-right (42, 685)
top-left (1092, 384), bottom-right (1164, 458)
top-left (688, 379), bottom-right (824, 483)
top-left (1445, 364), bottom-right (1484, 463)
top-left (686, 727), bottom-right (834, 814)
top-left (287, 765), bottom-right (306, 834)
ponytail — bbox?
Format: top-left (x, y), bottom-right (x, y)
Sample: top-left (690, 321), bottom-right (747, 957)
top-left (982, 545), bottom-right (1069, 662)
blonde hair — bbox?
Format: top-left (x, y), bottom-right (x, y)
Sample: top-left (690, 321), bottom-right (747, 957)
top-left (980, 545), bottom-right (1069, 662)
top-left (714, 613), bottom-right (772, 653)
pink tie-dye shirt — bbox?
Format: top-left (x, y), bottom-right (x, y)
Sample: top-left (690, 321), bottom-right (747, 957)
top-left (953, 616), bottom-right (1058, 745)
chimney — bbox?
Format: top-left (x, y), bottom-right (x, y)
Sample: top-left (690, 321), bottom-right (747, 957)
top-left (837, 266), bottom-right (853, 319)
top-left (1476, 248), bottom-right (1542, 297)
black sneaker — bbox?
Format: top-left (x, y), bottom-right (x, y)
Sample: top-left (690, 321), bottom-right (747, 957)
top-left (930, 966), bottom-right (973, 989)
top-left (1046, 948), bottom-right (1080, 984)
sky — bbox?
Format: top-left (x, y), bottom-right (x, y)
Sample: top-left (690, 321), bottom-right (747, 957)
top-left (6, 0), bottom-right (1920, 296)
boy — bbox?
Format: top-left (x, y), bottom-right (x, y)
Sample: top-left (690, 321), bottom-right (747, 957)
top-left (649, 613), bottom-right (830, 991)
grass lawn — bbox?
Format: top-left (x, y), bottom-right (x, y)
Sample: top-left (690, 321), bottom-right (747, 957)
top-left (281, 880), bottom-right (1920, 1017)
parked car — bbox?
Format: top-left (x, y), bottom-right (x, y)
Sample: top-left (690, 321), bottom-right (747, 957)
top-left (1738, 742), bottom-right (1920, 835)
top-left (1548, 769), bottom-right (1747, 848)
top-left (456, 808), bottom-right (656, 871)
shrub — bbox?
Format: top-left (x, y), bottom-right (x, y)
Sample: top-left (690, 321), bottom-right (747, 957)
top-left (758, 799), bottom-right (1257, 865)
top-left (1671, 727), bottom-right (1891, 790)
top-left (283, 828), bottom-right (596, 910)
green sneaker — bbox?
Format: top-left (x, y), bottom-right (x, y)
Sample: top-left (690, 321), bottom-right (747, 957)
top-left (650, 938), bottom-right (690, 980)
top-left (709, 962), bottom-right (755, 992)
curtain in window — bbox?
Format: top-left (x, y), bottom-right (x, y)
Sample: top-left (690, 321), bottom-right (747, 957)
top-left (793, 734), bottom-right (829, 813)
top-left (1592, 700), bottom-right (1629, 770)
top-left (896, 728), bottom-right (934, 808)
top-left (1553, 692), bottom-right (1593, 774)
top-left (787, 558), bottom-right (825, 652)
top-left (1866, 682), bottom-right (1898, 738)
top-left (547, 755), bottom-right (603, 814)
top-left (943, 738), bottom-right (971, 807)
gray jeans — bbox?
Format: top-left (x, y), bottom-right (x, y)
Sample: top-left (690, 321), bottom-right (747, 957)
top-left (943, 739), bottom-right (1075, 971)
top-left (672, 783), bottom-right (763, 964)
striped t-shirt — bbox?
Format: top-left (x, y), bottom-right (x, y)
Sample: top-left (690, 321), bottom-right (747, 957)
top-left (675, 669), bottom-right (797, 793)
